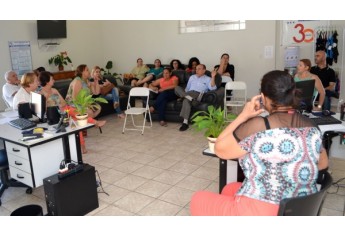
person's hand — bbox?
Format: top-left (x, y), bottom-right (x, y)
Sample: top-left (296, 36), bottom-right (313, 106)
top-left (238, 95), bottom-right (265, 121)
top-left (211, 70), bottom-right (217, 78)
top-left (223, 72), bottom-right (230, 77)
top-left (103, 80), bottom-right (111, 86)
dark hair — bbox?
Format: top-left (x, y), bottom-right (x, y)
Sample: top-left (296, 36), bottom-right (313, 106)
top-left (35, 67), bottom-right (46, 72)
top-left (187, 57), bottom-right (200, 69)
top-left (163, 67), bottom-right (172, 73)
top-left (170, 59), bottom-right (185, 70)
top-left (154, 59), bottom-right (162, 67)
top-left (39, 71), bottom-right (53, 87)
top-left (137, 58), bottom-right (143, 63)
top-left (75, 64), bottom-right (87, 78)
top-left (221, 53), bottom-right (229, 59)
top-left (261, 70), bottom-right (299, 108)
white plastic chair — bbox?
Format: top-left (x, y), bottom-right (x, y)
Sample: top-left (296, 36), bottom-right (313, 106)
top-left (221, 75), bottom-right (232, 83)
top-left (2, 94), bottom-right (13, 111)
top-left (224, 81), bottom-right (247, 120)
top-left (122, 87), bottom-right (152, 135)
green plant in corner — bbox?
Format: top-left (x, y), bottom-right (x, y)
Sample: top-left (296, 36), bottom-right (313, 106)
top-left (191, 105), bottom-right (226, 138)
top-left (101, 60), bottom-right (119, 76)
top-left (72, 88), bottom-right (108, 116)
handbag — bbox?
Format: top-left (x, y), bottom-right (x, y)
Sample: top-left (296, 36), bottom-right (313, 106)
top-left (100, 83), bottom-right (115, 96)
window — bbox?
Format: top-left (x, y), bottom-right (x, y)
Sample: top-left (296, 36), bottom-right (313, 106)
top-left (179, 20), bottom-right (246, 34)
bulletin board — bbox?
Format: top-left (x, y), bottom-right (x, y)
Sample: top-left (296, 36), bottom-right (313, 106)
top-left (8, 41), bottom-right (33, 76)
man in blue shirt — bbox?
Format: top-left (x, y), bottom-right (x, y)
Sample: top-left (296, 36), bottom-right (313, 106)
top-left (175, 64), bottom-right (217, 131)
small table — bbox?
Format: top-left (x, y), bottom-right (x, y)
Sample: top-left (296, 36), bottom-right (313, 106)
top-left (202, 148), bottom-right (244, 193)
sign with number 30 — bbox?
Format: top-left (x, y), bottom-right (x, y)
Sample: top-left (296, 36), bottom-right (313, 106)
top-left (282, 20), bottom-right (329, 46)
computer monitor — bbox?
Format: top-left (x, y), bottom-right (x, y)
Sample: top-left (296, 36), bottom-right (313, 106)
top-left (295, 79), bottom-right (315, 113)
top-left (31, 92), bottom-right (46, 122)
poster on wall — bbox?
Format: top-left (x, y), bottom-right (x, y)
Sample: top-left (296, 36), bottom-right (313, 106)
top-left (281, 20), bottom-right (330, 46)
top-left (8, 41), bottom-right (33, 76)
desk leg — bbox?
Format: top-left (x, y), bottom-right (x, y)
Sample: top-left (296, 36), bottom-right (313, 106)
top-left (62, 136), bottom-right (71, 163)
top-left (75, 132), bottom-right (83, 164)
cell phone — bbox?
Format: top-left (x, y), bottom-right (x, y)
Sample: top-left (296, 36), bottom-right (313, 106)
top-left (259, 96), bottom-right (264, 109)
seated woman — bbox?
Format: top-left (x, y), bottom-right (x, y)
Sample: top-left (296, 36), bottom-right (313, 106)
top-left (13, 72), bottom-right (39, 109)
top-left (185, 57), bottom-right (200, 74)
top-left (294, 59), bottom-right (325, 111)
top-left (123, 58), bottom-right (149, 86)
top-left (214, 53), bottom-right (235, 80)
top-left (147, 67), bottom-right (178, 127)
top-left (90, 66), bottom-right (125, 118)
top-left (39, 71), bottom-right (106, 154)
top-left (133, 59), bottom-right (163, 87)
top-left (191, 70), bottom-right (328, 216)
top-left (170, 59), bottom-right (185, 71)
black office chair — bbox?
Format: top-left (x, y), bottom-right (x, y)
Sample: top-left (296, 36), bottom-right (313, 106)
top-left (277, 171), bottom-right (333, 216)
top-left (0, 149), bottom-right (27, 206)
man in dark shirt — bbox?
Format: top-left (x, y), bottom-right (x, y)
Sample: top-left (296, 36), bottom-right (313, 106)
top-left (310, 50), bottom-right (336, 111)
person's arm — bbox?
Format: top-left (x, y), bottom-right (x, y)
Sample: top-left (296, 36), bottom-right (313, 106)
top-left (325, 82), bottom-right (335, 91)
top-left (207, 72), bottom-right (217, 90)
top-left (71, 80), bottom-right (82, 100)
top-left (150, 78), bottom-right (161, 87)
top-left (313, 75), bottom-right (325, 110)
top-left (215, 95), bottom-right (265, 159)
top-left (318, 149), bottom-right (328, 170)
top-left (159, 77), bottom-right (178, 92)
top-left (52, 88), bottom-right (67, 108)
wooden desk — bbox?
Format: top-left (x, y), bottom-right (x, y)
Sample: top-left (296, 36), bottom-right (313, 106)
top-left (52, 70), bottom-right (75, 81)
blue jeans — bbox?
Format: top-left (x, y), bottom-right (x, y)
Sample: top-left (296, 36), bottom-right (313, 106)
top-left (322, 90), bottom-right (333, 111)
top-left (102, 88), bottom-right (122, 114)
top-left (154, 90), bottom-right (177, 121)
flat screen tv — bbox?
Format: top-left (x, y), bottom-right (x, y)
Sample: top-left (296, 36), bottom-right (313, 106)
top-left (37, 20), bottom-right (67, 39)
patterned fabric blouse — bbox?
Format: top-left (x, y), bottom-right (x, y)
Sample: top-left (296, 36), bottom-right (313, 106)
top-left (237, 126), bottom-right (321, 204)
top-left (65, 77), bottom-right (90, 105)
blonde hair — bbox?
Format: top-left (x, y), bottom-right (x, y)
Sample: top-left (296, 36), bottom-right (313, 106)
top-left (20, 72), bottom-right (37, 88)
top-left (91, 66), bottom-right (102, 78)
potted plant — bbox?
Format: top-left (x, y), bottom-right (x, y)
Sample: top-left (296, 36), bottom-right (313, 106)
top-left (71, 88), bottom-right (108, 126)
top-left (48, 51), bottom-right (72, 71)
top-left (191, 105), bottom-right (226, 153)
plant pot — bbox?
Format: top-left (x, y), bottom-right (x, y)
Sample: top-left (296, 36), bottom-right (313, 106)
top-left (75, 114), bottom-right (88, 127)
top-left (207, 137), bottom-right (217, 153)
top-left (58, 65), bottom-right (64, 71)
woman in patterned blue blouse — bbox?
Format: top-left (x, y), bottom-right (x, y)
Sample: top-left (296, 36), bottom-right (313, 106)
top-left (191, 70), bottom-right (328, 216)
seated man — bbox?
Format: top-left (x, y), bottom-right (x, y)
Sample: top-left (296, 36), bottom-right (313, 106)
top-left (175, 64), bottom-right (217, 131)
top-left (2, 70), bottom-right (20, 108)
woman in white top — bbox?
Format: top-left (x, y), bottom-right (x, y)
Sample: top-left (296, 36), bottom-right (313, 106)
top-left (12, 72), bottom-right (39, 109)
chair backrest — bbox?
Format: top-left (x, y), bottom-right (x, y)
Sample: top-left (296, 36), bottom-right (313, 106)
top-left (225, 81), bottom-right (246, 90)
top-left (221, 76), bottom-right (232, 83)
top-left (2, 94), bottom-right (12, 109)
top-left (277, 171), bottom-right (333, 216)
top-left (129, 87), bottom-right (150, 97)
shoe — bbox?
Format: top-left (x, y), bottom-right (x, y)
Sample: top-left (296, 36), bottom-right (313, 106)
top-left (191, 100), bottom-right (200, 107)
top-left (160, 121), bottom-right (168, 127)
top-left (179, 123), bottom-right (189, 131)
top-left (117, 113), bottom-right (125, 119)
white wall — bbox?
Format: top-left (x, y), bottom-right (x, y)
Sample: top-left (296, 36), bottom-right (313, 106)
top-left (0, 20), bottom-right (104, 110)
top-left (2, 20), bottom-right (345, 111)
top-left (102, 20), bottom-right (276, 99)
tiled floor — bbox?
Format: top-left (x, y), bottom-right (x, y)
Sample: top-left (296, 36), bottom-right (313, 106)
top-left (1, 114), bottom-right (345, 216)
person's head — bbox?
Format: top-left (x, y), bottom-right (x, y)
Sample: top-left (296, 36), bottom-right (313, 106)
top-left (162, 67), bottom-right (172, 79)
top-left (4, 70), bottom-right (19, 85)
top-left (297, 59), bottom-right (312, 73)
top-left (260, 70), bottom-right (298, 112)
top-left (35, 67), bottom-right (46, 73)
top-left (170, 59), bottom-right (184, 70)
top-left (154, 59), bottom-right (162, 68)
top-left (137, 58), bottom-right (143, 67)
top-left (20, 72), bottom-right (39, 91)
top-left (39, 71), bottom-right (54, 87)
top-left (91, 66), bottom-right (102, 79)
top-left (220, 53), bottom-right (230, 63)
top-left (75, 64), bottom-right (90, 79)
top-left (314, 50), bottom-right (326, 66)
top-left (195, 64), bottom-right (206, 77)
top-left (188, 57), bottom-right (200, 70)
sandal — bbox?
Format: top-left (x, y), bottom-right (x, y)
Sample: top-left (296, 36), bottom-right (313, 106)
top-left (113, 102), bottom-right (119, 109)
top-left (118, 113), bottom-right (125, 119)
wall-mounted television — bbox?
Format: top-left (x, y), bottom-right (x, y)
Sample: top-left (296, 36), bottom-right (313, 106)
top-left (37, 20), bottom-right (67, 39)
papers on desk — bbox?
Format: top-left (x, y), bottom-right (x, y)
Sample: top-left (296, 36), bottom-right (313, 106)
top-left (0, 110), bottom-right (18, 125)
top-left (319, 124), bottom-right (345, 134)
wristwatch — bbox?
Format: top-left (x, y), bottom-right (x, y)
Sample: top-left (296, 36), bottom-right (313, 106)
top-left (317, 105), bottom-right (322, 109)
